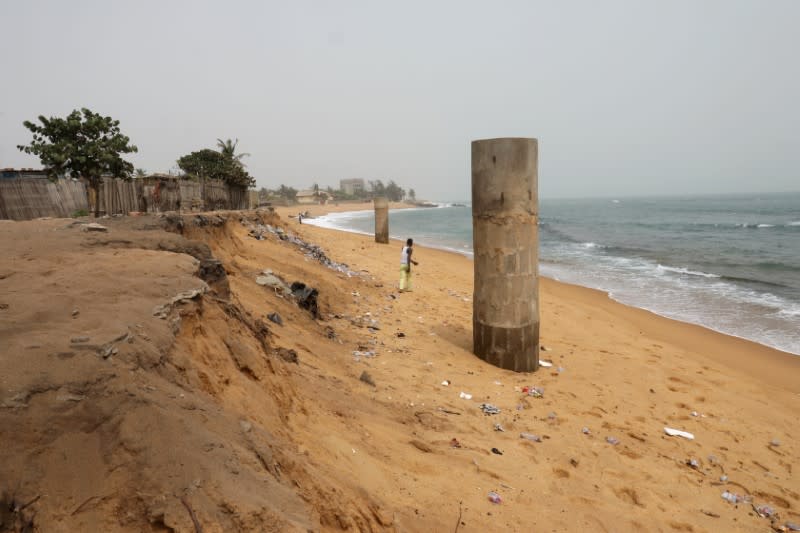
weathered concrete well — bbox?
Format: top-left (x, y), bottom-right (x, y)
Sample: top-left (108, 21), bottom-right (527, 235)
top-left (472, 137), bottom-right (539, 372)
top-left (374, 196), bottom-right (389, 244)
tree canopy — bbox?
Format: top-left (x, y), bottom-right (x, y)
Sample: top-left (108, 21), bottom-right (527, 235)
top-left (17, 108), bottom-right (138, 216)
top-left (216, 138), bottom-right (250, 167)
top-left (177, 148), bottom-right (255, 188)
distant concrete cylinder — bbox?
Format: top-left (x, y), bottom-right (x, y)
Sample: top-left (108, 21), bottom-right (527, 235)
top-left (374, 197), bottom-right (389, 243)
top-left (472, 138), bottom-right (539, 372)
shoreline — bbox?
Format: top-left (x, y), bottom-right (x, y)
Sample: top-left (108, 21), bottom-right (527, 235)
top-left (278, 204), bottom-right (800, 367)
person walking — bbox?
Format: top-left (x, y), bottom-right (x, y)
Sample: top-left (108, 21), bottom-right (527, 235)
top-left (399, 238), bottom-right (419, 292)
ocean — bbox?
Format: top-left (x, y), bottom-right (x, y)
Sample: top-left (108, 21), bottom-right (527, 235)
top-left (305, 193), bottom-right (800, 355)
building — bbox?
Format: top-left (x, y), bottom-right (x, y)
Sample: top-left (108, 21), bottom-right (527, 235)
top-left (340, 178), bottom-right (365, 196)
top-left (296, 190), bottom-right (330, 205)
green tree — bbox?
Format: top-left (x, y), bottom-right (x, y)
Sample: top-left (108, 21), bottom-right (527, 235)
top-left (177, 148), bottom-right (255, 188)
top-left (408, 188), bottom-right (416, 201)
top-left (368, 179), bottom-right (385, 197)
top-left (135, 168), bottom-right (147, 178)
top-left (17, 108), bottom-right (138, 217)
top-left (216, 138), bottom-right (250, 167)
top-left (277, 184), bottom-right (297, 201)
top-left (385, 180), bottom-right (405, 202)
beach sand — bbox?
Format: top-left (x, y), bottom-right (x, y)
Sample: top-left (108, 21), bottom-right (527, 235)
top-left (0, 208), bottom-right (797, 531)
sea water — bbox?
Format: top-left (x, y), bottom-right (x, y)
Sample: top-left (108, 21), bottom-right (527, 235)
top-left (306, 193), bottom-right (800, 355)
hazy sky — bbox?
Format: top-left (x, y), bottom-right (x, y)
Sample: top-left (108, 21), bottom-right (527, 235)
top-left (1, 1), bottom-right (798, 200)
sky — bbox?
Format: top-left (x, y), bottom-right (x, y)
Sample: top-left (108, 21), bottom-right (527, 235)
top-left (1, 1), bottom-right (798, 200)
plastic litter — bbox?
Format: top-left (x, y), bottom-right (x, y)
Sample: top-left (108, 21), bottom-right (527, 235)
top-left (459, 391), bottom-right (472, 400)
top-left (582, 427), bottom-right (591, 435)
top-left (450, 438), bottom-right (461, 448)
top-left (606, 436), bottom-right (620, 445)
top-left (785, 522), bottom-right (800, 531)
top-left (494, 423), bottom-right (505, 432)
top-left (539, 360), bottom-right (553, 368)
top-left (664, 427), bottom-right (695, 440)
top-left (721, 491), bottom-right (739, 504)
top-left (719, 474), bottom-right (728, 482)
top-left (491, 447), bottom-right (503, 455)
top-left (488, 491), bottom-right (502, 504)
top-left (686, 458), bottom-right (699, 469)
top-left (770, 439), bottom-right (781, 447)
top-left (522, 386), bottom-right (544, 398)
top-left (479, 403), bottom-right (501, 415)
top-left (520, 432), bottom-right (541, 442)
top-left (754, 504), bottom-right (775, 518)
top-left (547, 412), bottom-right (557, 420)
top-left (441, 380), bottom-right (450, 386)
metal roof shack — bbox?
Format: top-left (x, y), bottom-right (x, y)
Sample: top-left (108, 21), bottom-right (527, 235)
top-left (1, 168), bottom-right (51, 179)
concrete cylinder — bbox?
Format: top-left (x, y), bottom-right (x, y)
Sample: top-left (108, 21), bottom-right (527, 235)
top-left (472, 138), bottom-right (539, 372)
top-left (374, 196), bottom-right (389, 244)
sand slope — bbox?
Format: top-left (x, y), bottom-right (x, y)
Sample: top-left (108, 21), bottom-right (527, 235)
top-left (0, 211), bottom-right (797, 532)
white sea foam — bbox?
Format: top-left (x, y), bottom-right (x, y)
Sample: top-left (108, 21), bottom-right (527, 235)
top-left (787, 221), bottom-right (800, 227)
top-left (757, 224), bottom-right (775, 228)
top-left (656, 264), bottom-right (720, 278)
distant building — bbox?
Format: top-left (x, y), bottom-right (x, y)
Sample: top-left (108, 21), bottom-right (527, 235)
top-left (340, 178), bottom-right (365, 196)
top-left (296, 189), bottom-right (330, 205)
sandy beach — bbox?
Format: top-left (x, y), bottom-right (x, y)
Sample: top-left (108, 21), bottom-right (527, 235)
top-left (1, 208), bottom-right (798, 532)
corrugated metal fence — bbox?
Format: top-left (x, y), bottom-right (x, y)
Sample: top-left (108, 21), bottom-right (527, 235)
top-left (0, 177), bottom-right (249, 220)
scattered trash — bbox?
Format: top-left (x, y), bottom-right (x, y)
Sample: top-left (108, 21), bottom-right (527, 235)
top-left (606, 436), bottom-right (620, 445)
top-left (441, 380), bottom-right (451, 386)
top-left (494, 423), bottom-right (505, 432)
top-left (707, 455), bottom-right (718, 464)
top-left (70, 336), bottom-right (90, 344)
top-left (522, 386), bottom-right (544, 398)
top-left (721, 491), bottom-right (750, 504)
top-left (686, 458), bottom-right (699, 469)
top-left (359, 371), bottom-right (376, 387)
top-left (570, 458), bottom-right (579, 467)
top-left (719, 474), bottom-right (728, 482)
top-left (267, 312), bottom-right (283, 325)
top-left (691, 411), bottom-right (699, 417)
top-left (71, 308), bottom-right (80, 317)
top-left (582, 427), bottom-right (591, 435)
top-left (396, 332), bottom-right (406, 338)
top-left (352, 350), bottom-right (376, 359)
top-left (700, 510), bottom-right (720, 518)
top-left (770, 439), bottom-right (781, 447)
top-left (491, 447), bottom-right (503, 455)
top-left (785, 522), bottom-right (800, 531)
top-left (487, 491), bottom-right (502, 504)
top-left (479, 403), bottom-right (501, 415)
top-left (557, 366), bottom-right (565, 373)
top-left (450, 438), bottom-right (461, 448)
top-left (540, 345), bottom-right (550, 352)
top-left (754, 504), bottom-right (775, 518)
top-left (81, 222), bottom-right (108, 232)
top-left (547, 412), bottom-right (557, 421)
top-left (520, 433), bottom-right (541, 442)
top-left (290, 281), bottom-right (320, 318)
top-left (459, 392), bottom-right (473, 400)
top-left (539, 360), bottom-right (553, 368)
top-left (664, 427), bottom-right (695, 440)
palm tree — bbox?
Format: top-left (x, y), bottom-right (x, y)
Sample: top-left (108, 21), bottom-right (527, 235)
top-left (135, 168), bottom-right (147, 178)
top-left (216, 138), bottom-right (250, 167)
